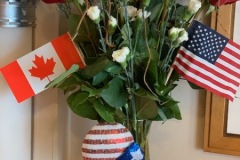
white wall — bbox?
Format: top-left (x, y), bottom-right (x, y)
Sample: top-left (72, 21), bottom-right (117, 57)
top-left (0, 27), bottom-right (32, 159)
top-left (32, 1), bottom-right (59, 160)
top-left (149, 81), bottom-right (239, 160)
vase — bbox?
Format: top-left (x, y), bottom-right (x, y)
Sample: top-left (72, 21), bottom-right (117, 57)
top-left (82, 123), bottom-right (134, 160)
top-left (124, 120), bottom-right (152, 160)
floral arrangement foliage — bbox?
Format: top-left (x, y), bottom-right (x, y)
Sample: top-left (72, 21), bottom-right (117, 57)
top-left (46, 0), bottom-right (239, 127)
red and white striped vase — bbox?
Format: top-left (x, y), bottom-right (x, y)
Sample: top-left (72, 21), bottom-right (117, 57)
top-left (82, 123), bottom-right (134, 160)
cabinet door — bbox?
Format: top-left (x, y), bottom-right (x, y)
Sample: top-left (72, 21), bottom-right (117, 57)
top-left (204, 3), bottom-right (240, 156)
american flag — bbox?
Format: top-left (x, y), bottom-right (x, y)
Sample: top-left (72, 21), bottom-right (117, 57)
top-left (173, 20), bottom-right (240, 101)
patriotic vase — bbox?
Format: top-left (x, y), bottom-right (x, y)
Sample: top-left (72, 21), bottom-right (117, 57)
top-left (82, 122), bottom-right (134, 160)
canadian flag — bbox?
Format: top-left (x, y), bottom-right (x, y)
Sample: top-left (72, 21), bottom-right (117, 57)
top-left (0, 33), bottom-right (85, 103)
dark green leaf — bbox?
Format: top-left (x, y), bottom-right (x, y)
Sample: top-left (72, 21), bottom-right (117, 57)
top-left (114, 109), bottom-right (127, 123)
top-left (105, 62), bottom-right (122, 74)
top-left (67, 14), bottom-right (97, 43)
top-left (121, 24), bottom-right (132, 41)
top-left (136, 99), bottom-right (158, 119)
top-left (157, 108), bottom-right (168, 121)
top-left (161, 83), bottom-right (177, 96)
top-left (81, 56), bottom-right (110, 78)
top-left (187, 81), bottom-right (203, 90)
top-left (56, 74), bottom-right (81, 94)
top-left (67, 15), bottom-right (89, 42)
top-left (81, 83), bottom-right (99, 96)
top-left (67, 93), bottom-right (100, 120)
top-left (161, 98), bottom-right (179, 108)
top-left (149, 3), bottom-right (163, 22)
top-left (93, 100), bottom-right (115, 123)
top-left (92, 71), bottom-right (108, 86)
top-left (67, 91), bottom-right (89, 107)
top-left (160, 104), bottom-right (182, 120)
top-left (133, 87), bottom-right (159, 101)
top-left (100, 77), bottom-right (127, 108)
top-left (156, 97), bottom-right (182, 120)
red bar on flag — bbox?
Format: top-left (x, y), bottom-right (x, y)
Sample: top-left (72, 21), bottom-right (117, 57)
top-left (0, 33), bottom-right (85, 103)
top-left (173, 20), bottom-right (240, 101)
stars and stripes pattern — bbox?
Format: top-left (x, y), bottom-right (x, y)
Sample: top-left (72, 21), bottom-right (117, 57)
top-left (173, 20), bottom-right (240, 101)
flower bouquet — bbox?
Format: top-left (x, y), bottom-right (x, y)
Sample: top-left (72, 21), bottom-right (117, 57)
top-left (43, 0), bottom-right (239, 159)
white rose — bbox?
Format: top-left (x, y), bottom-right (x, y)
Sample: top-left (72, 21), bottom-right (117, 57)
top-left (136, 9), bottom-right (151, 19)
top-left (109, 16), bottom-right (117, 27)
top-left (121, 47), bottom-right (130, 56)
top-left (168, 27), bottom-right (184, 42)
top-left (87, 6), bottom-right (101, 23)
top-left (188, 0), bottom-right (201, 14)
top-left (126, 6), bottom-right (137, 18)
top-left (177, 30), bottom-right (189, 43)
top-left (108, 16), bottom-right (118, 34)
top-left (112, 47), bottom-right (130, 63)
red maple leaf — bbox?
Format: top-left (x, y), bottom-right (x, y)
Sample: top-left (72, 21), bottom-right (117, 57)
top-left (29, 55), bottom-right (56, 82)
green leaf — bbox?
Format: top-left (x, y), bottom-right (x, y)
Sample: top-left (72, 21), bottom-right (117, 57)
top-left (67, 14), bottom-right (80, 36)
top-left (81, 82), bottom-right (99, 96)
top-left (187, 81), bottom-right (203, 90)
top-left (67, 93), bottom-right (100, 120)
top-left (136, 99), bottom-right (158, 119)
top-left (149, 3), bottom-right (163, 22)
top-left (206, 4), bottom-right (216, 16)
top-left (67, 91), bottom-right (89, 107)
top-left (161, 83), bottom-right (177, 96)
top-left (160, 104), bottom-right (182, 120)
top-left (155, 84), bottom-right (167, 95)
top-left (93, 100), bottom-right (115, 123)
top-left (100, 77), bottom-right (127, 108)
top-left (55, 74), bottom-right (81, 93)
top-left (67, 14), bottom-right (97, 43)
top-left (135, 34), bottom-right (147, 54)
top-left (157, 108), bottom-right (168, 121)
top-left (121, 24), bottom-right (132, 41)
top-left (67, 15), bottom-right (89, 42)
top-left (158, 98), bottom-right (182, 120)
top-left (161, 98), bottom-right (179, 108)
top-left (119, 40), bottom-right (130, 48)
top-left (46, 64), bottom-right (79, 88)
top-left (105, 62), bottom-right (122, 74)
top-left (114, 109), bottom-right (127, 123)
top-left (133, 87), bottom-right (159, 101)
top-left (92, 71), bottom-right (108, 86)
top-left (81, 56), bottom-right (110, 78)
top-left (146, 58), bottom-right (158, 84)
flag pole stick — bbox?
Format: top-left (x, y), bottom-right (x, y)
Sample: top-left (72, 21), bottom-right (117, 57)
top-left (164, 17), bottom-right (198, 86)
top-left (165, 67), bottom-right (174, 85)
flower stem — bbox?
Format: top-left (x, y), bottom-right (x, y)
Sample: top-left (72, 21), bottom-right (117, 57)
top-left (72, 0), bottom-right (98, 55)
top-left (97, 23), bottom-right (107, 53)
top-left (143, 7), bottom-right (158, 98)
top-left (157, 0), bottom-right (172, 62)
top-left (122, 2), bottom-right (137, 141)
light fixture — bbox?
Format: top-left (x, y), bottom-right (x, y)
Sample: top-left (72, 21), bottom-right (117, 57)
top-left (0, 0), bottom-right (36, 27)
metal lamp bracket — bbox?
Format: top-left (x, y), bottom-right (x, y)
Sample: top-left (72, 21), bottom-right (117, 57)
top-left (0, 0), bottom-right (36, 27)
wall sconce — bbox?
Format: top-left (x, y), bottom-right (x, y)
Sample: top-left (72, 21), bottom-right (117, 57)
top-left (0, 0), bottom-right (36, 27)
